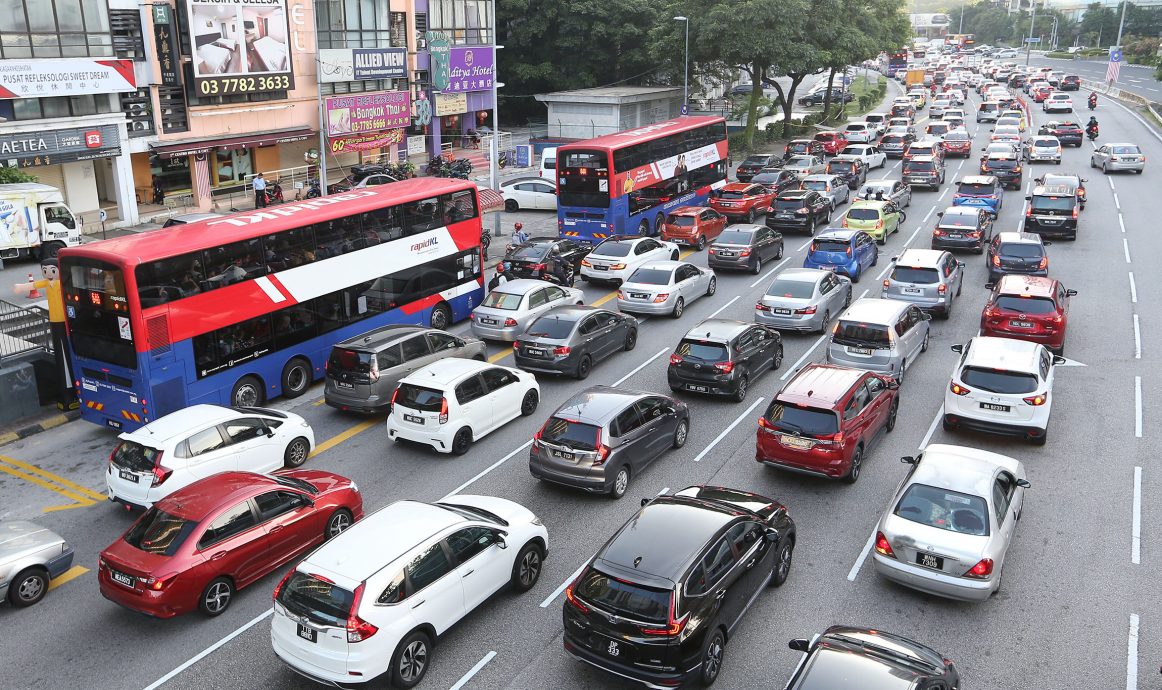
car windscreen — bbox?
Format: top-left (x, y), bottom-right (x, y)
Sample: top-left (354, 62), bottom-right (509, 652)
top-left (715, 229), bottom-right (755, 245)
top-left (957, 183), bottom-right (995, 195)
top-left (575, 566), bottom-right (670, 623)
top-left (627, 268), bottom-right (673, 285)
top-left (111, 440), bottom-right (163, 472)
top-left (676, 339), bottom-right (729, 361)
top-left (996, 295), bottom-right (1057, 314)
top-left (394, 383), bottom-right (444, 411)
top-left (894, 483), bottom-right (990, 536)
top-left (591, 241), bottom-right (633, 258)
top-left (1112, 146), bottom-right (1142, 155)
top-left (481, 290), bottom-right (524, 310)
top-left (509, 244), bottom-right (549, 261)
top-left (766, 278), bottom-right (816, 299)
top-left (833, 321), bottom-right (891, 346)
top-left (327, 348), bottom-right (373, 375)
top-left (891, 267), bottom-right (939, 284)
top-left (998, 243), bottom-right (1044, 258)
top-left (277, 572), bottom-right (355, 627)
top-left (525, 316), bottom-right (577, 339)
top-left (666, 214), bottom-right (696, 227)
top-left (539, 416), bottom-right (600, 451)
top-left (124, 508), bottom-right (198, 557)
top-left (764, 401), bottom-right (840, 436)
top-left (846, 207), bottom-right (880, 221)
top-left (811, 239), bottom-right (850, 253)
top-left (959, 365), bottom-right (1038, 394)
top-left (1030, 196), bottom-right (1074, 211)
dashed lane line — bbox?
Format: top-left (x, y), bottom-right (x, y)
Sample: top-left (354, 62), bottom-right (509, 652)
top-left (449, 651), bottom-right (497, 690)
top-left (1132, 467), bottom-right (1142, 565)
top-left (1129, 272), bottom-right (1138, 303)
top-left (692, 396), bottom-right (766, 463)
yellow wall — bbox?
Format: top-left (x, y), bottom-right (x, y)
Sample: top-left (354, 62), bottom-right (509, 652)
top-left (254, 147), bottom-right (282, 176)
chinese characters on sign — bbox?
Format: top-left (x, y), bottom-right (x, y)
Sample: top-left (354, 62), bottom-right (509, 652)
top-left (0, 59), bottom-right (137, 99)
top-left (151, 4), bottom-right (181, 86)
top-left (440, 47), bottom-right (495, 94)
top-left (0, 125), bottom-right (122, 169)
top-left (324, 90), bottom-right (412, 136)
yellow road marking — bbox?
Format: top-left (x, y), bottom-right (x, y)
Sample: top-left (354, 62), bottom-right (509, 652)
top-left (308, 419), bottom-right (379, 458)
top-left (488, 347), bottom-right (513, 363)
top-left (48, 566), bottom-right (89, 591)
top-left (0, 455), bottom-right (106, 512)
top-left (311, 397), bottom-right (326, 407)
top-left (0, 455), bottom-right (107, 501)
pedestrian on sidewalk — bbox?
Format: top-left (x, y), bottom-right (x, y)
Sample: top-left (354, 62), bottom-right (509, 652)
top-left (253, 173), bottom-right (268, 208)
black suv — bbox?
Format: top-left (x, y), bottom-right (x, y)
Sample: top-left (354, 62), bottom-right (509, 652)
top-left (1038, 120), bottom-right (1084, 147)
top-left (980, 153), bottom-right (1022, 190)
top-left (1061, 74), bottom-right (1081, 91)
top-left (563, 486), bottom-right (796, 687)
top-left (736, 154), bottom-right (781, 182)
top-left (504, 237), bottom-right (591, 281)
top-left (902, 155), bottom-right (946, 190)
top-left (751, 168), bottom-right (800, 195)
top-left (668, 319), bottom-right (783, 401)
top-left (986, 231), bottom-right (1051, 283)
top-left (767, 189), bottom-right (832, 234)
top-left (783, 626), bottom-right (960, 690)
top-left (1023, 182), bottom-right (1079, 239)
top-left (784, 139), bottom-right (827, 160)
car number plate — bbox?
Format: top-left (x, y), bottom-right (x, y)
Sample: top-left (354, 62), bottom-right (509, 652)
top-left (550, 449), bottom-right (575, 461)
top-left (687, 384), bottom-right (709, 392)
top-left (630, 293), bottom-right (649, 299)
top-left (593, 265), bottom-right (608, 271)
top-left (718, 250), bottom-right (735, 257)
top-left (774, 308), bottom-right (792, 315)
top-left (947, 233), bottom-right (963, 239)
top-left (980, 402), bottom-right (1011, 412)
top-left (403, 413), bottom-right (425, 424)
top-left (903, 287), bottom-right (922, 294)
top-left (526, 347), bottom-right (547, 357)
top-left (780, 434), bottom-right (815, 450)
top-left (848, 346), bottom-right (873, 355)
top-left (118, 469), bottom-right (139, 483)
top-left (1010, 320), bottom-right (1035, 328)
top-left (776, 213), bottom-right (793, 219)
top-left (296, 624), bottom-right (317, 643)
top-left (111, 569), bottom-right (135, 588)
top-left (916, 553), bottom-right (944, 570)
top-left (337, 381), bottom-right (354, 389)
top-left (479, 317), bottom-right (498, 325)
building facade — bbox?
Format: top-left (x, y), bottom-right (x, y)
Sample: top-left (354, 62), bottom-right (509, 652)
top-left (535, 87), bottom-right (684, 140)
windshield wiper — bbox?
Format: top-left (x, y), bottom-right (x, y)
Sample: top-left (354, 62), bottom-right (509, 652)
top-left (773, 420), bottom-right (804, 435)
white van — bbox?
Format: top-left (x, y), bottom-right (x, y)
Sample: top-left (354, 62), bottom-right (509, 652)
top-left (539, 147), bottom-right (557, 181)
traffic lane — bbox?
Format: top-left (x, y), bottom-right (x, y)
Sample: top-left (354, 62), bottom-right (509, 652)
top-left (1030, 56), bottom-right (1160, 100)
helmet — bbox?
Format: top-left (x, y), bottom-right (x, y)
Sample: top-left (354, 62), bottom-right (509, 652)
top-left (514, 222), bottom-right (523, 230)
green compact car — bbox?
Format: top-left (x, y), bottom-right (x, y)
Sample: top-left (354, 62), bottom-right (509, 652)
top-left (841, 199), bottom-right (906, 244)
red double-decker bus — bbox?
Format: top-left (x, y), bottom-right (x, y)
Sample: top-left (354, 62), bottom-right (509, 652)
top-left (60, 178), bottom-right (486, 431)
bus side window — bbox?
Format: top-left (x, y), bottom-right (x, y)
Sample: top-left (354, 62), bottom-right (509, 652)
top-left (403, 197), bottom-right (443, 236)
top-left (361, 208), bottom-right (399, 243)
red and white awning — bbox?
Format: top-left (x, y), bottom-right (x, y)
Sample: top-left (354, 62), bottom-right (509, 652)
top-left (478, 187), bottom-right (505, 213)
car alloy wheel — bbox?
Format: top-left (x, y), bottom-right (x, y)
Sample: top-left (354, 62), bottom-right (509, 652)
top-left (10, 569), bottom-right (47, 606)
top-left (672, 297), bottom-right (685, 318)
top-left (673, 419), bottom-right (689, 448)
top-left (625, 328), bottom-right (638, 351)
top-left (451, 428), bottom-right (473, 455)
top-left (326, 509), bottom-right (353, 538)
top-left (200, 578), bottom-right (233, 616)
top-left (576, 355), bottom-right (592, 380)
top-left (772, 345), bottom-right (784, 370)
top-left (886, 398), bottom-right (899, 432)
top-left (697, 234), bottom-right (707, 250)
top-left (921, 329), bottom-right (930, 351)
top-left (706, 277), bottom-right (717, 296)
top-left (394, 634), bottom-right (430, 688)
top-left (610, 466), bottom-right (630, 498)
top-left (734, 375), bottom-right (748, 402)
top-left (520, 390), bottom-right (539, 416)
top-left (751, 256), bottom-right (762, 275)
top-left (515, 544), bottom-right (543, 590)
top-left (844, 445), bottom-right (864, 484)
top-left (701, 631), bottom-right (725, 686)
top-left (771, 540), bottom-right (794, 587)
top-left (284, 437), bottom-right (310, 468)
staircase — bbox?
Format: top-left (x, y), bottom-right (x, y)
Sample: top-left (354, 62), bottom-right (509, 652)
top-left (0, 299), bottom-right (51, 362)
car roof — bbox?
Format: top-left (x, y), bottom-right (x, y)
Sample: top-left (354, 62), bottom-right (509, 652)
top-left (913, 443), bottom-right (1023, 497)
top-left (773, 268), bottom-right (828, 284)
top-left (336, 324), bottom-right (429, 351)
top-left (803, 174), bottom-right (840, 182)
top-left (122, 404), bottom-right (246, 445)
top-left (157, 471), bottom-right (287, 519)
top-left (840, 297), bottom-right (910, 322)
top-left (996, 231), bottom-right (1043, 244)
top-left (492, 278), bottom-right (560, 295)
top-left (501, 176), bottom-right (547, 186)
top-left (401, 358), bottom-right (493, 387)
top-left (894, 248), bottom-right (946, 268)
top-left (959, 175), bottom-right (997, 185)
top-left (814, 228), bottom-right (860, 241)
top-left (941, 205), bottom-right (981, 217)
top-left (780, 363), bottom-right (867, 406)
top-left (722, 182), bottom-right (760, 192)
top-left (850, 199), bottom-right (891, 210)
top-left (668, 206), bottom-right (702, 217)
top-left (1032, 183), bottom-right (1075, 196)
top-left (995, 274), bottom-right (1057, 297)
top-left (963, 335), bottom-right (1043, 373)
top-left (552, 385), bottom-right (652, 426)
top-left (682, 318), bottom-right (753, 343)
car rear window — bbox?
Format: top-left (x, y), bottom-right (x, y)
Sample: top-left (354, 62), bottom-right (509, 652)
top-left (394, 383), bottom-right (444, 411)
top-left (718, 190), bottom-right (749, 200)
top-left (539, 416), bottom-right (600, 451)
top-left (904, 161), bottom-right (934, 172)
top-left (509, 245), bottom-right (549, 261)
top-left (716, 229), bottom-right (754, 244)
top-left (789, 143), bottom-right (810, 153)
top-left (111, 441), bottom-right (163, 472)
top-left (481, 291), bottom-right (523, 310)
top-left (995, 296), bottom-right (1057, 314)
top-left (999, 243), bottom-right (1044, 258)
top-left (676, 339), bottom-right (729, 361)
top-left (666, 215), bottom-right (696, 227)
top-left (764, 401), bottom-right (840, 436)
top-left (766, 278), bottom-right (816, 299)
top-left (828, 161), bottom-right (855, 173)
top-left (894, 484), bottom-right (990, 536)
top-left (846, 207), bottom-right (880, 221)
top-left (1030, 196), bottom-right (1074, 211)
top-left (959, 366), bottom-right (1038, 394)
top-left (833, 321), bottom-right (891, 346)
top-left (957, 183), bottom-right (994, 195)
top-left (811, 239), bottom-right (850, 253)
top-left (575, 566), bottom-right (670, 623)
top-left (985, 158), bottom-right (1017, 169)
top-left (526, 316), bottom-right (577, 339)
top-left (940, 214), bottom-right (979, 228)
top-left (945, 132), bottom-right (969, 142)
top-left (328, 348), bottom-right (373, 376)
top-left (881, 135), bottom-right (904, 144)
top-left (627, 268), bottom-right (673, 285)
top-left (775, 197), bottom-right (808, 210)
top-left (277, 572), bottom-right (355, 627)
top-left (124, 508), bottom-right (199, 557)
top-left (892, 267), bottom-right (939, 284)
top-left (803, 180), bottom-right (830, 192)
top-left (1112, 146), bottom-right (1142, 155)
top-left (592, 241), bottom-right (633, 258)
top-left (742, 155), bottom-right (769, 166)
top-left (1033, 139), bottom-right (1059, 148)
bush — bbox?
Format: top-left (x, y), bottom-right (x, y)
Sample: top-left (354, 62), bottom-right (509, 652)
top-left (765, 122), bottom-right (782, 142)
top-left (1046, 51), bottom-right (1073, 59)
top-left (0, 167), bottom-right (37, 184)
top-left (728, 132), bottom-right (752, 154)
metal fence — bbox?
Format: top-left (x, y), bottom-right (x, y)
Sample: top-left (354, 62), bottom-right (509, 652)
top-left (0, 299), bottom-right (50, 362)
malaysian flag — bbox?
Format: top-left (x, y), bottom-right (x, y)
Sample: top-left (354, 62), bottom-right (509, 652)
top-left (1106, 48), bottom-right (1123, 83)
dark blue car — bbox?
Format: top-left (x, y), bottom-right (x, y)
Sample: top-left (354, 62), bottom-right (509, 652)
top-left (803, 228), bottom-right (878, 283)
top-left (952, 175), bottom-right (1004, 216)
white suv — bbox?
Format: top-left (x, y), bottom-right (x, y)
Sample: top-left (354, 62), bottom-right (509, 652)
top-left (272, 496), bottom-right (548, 688)
top-left (387, 359), bottom-right (539, 455)
top-left (579, 236), bottom-right (680, 285)
top-left (943, 336), bottom-right (1063, 445)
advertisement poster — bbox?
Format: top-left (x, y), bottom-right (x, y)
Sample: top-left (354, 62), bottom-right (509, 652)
top-left (151, 5), bottom-right (181, 86)
top-left (433, 92), bottom-right (467, 117)
top-left (0, 59), bottom-right (136, 100)
top-left (330, 128), bottom-right (406, 154)
top-left (318, 48), bottom-right (406, 83)
top-left (443, 47), bottom-right (495, 93)
top-left (0, 198), bottom-right (35, 251)
top-left (187, 0), bottom-right (295, 96)
top-left (324, 90), bottom-right (411, 136)
top-left (615, 141), bottom-right (727, 196)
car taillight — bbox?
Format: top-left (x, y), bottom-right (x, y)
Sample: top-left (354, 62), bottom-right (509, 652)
top-left (708, 248), bottom-right (717, 254)
top-left (439, 398), bottom-right (449, 424)
top-left (346, 583), bottom-right (378, 642)
top-left (504, 318), bottom-right (518, 327)
top-left (738, 249), bottom-right (752, 257)
top-left (652, 293), bottom-right (669, 303)
top-left (794, 305), bottom-right (817, 315)
top-left (938, 283), bottom-right (947, 294)
top-left (964, 558), bottom-right (994, 578)
top-left (593, 430), bottom-right (611, 465)
top-left (389, 387), bottom-right (399, 413)
top-left (991, 255), bottom-right (1001, 267)
top-left (670, 353), bottom-right (684, 365)
top-left (966, 231), bottom-right (980, 238)
top-left (840, 217), bottom-right (849, 227)
top-left (581, 259), bottom-right (592, 267)
top-left (369, 358), bottom-right (380, 383)
top-left (714, 361), bottom-right (735, 374)
top-left (151, 459), bottom-right (171, 487)
top-left (845, 246), bottom-right (852, 255)
top-left (531, 263), bottom-right (546, 272)
top-left (875, 219), bottom-right (884, 229)
top-left (883, 279), bottom-right (890, 288)
top-left (1023, 393), bottom-right (1047, 406)
top-left (755, 302), bottom-right (770, 312)
top-left (640, 595), bottom-right (688, 637)
top-left (145, 572), bottom-right (178, 591)
top-left (565, 574), bottom-right (590, 614)
top-left (795, 207), bottom-right (809, 215)
top-left (513, 341), bottom-right (522, 350)
top-left (553, 346), bottom-right (571, 356)
top-left (107, 446), bottom-right (117, 469)
top-left (950, 382), bottom-right (970, 396)
top-left (273, 568), bottom-right (294, 602)
top-left (1038, 256), bottom-right (1048, 270)
top-left (1072, 207), bottom-right (1078, 219)
top-left (1025, 205), bottom-right (1032, 217)
top-left (874, 531), bottom-right (895, 558)
top-left (609, 263), bottom-right (627, 270)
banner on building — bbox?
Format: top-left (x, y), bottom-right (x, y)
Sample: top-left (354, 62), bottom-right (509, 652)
top-left (318, 48), bottom-right (407, 83)
top-left (329, 128), bottom-right (406, 154)
top-left (407, 135), bottom-right (426, 156)
top-left (0, 59), bottom-right (136, 100)
top-left (152, 5), bottom-right (182, 86)
top-left (324, 90), bottom-right (411, 136)
top-left (442, 47), bottom-right (495, 93)
top-left (187, 0), bottom-right (296, 96)
top-left (0, 125), bottom-right (123, 168)
top-left (426, 31), bottom-right (452, 91)
top-left (433, 92), bottom-right (468, 117)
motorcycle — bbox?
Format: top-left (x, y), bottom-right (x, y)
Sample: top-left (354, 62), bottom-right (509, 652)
top-left (1087, 96), bottom-right (1098, 111)
top-left (264, 180), bottom-right (285, 205)
top-left (480, 229), bottom-right (492, 257)
top-left (304, 178), bottom-right (322, 199)
top-left (1086, 126), bottom-right (1099, 141)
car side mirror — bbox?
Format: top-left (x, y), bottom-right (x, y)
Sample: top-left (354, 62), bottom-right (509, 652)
top-left (950, 343), bottom-right (964, 353)
top-left (788, 639), bottom-right (810, 653)
top-left (265, 427), bottom-right (276, 438)
top-left (900, 455), bottom-right (917, 465)
top-left (1043, 241), bottom-right (1053, 246)
top-left (1053, 355), bottom-right (1067, 366)
top-left (921, 312), bottom-right (933, 321)
top-left (765, 527), bottom-right (781, 543)
top-left (641, 497), bottom-right (652, 507)
top-left (493, 533), bottom-right (508, 549)
top-left (1025, 195), bottom-right (1032, 201)
top-left (886, 379), bottom-right (900, 390)
top-left (1066, 288), bottom-right (1077, 297)
top-left (1017, 478), bottom-right (1032, 488)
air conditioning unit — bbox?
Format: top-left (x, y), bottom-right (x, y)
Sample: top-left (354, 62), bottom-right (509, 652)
top-left (130, 121), bottom-right (152, 132)
top-left (128, 102), bottom-right (149, 115)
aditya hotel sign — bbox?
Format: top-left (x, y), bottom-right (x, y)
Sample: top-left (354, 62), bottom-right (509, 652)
top-left (442, 47), bottom-right (495, 94)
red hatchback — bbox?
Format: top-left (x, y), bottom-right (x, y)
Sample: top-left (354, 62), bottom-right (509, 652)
top-left (756, 363), bottom-right (899, 483)
top-left (980, 275), bottom-right (1076, 354)
top-left (98, 470), bottom-right (362, 618)
top-left (814, 131), bottom-right (849, 156)
top-left (710, 182), bottom-right (776, 223)
top-left (661, 205), bottom-right (728, 249)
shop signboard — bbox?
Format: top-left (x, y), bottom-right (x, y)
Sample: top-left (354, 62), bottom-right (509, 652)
top-left (407, 135), bottom-right (427, 156)
top-left (186, 0), bottom-right (296, 96)
top-left (433, 92), bottom-right (468, 117)
top-left (329, 129), bottom-right (406, 154)
top-left (151, 5), bottom-right (181, 86)
top-left (442, 47), bottom-right (495, 93)
top-left (0, 59), bottom-right (136, 99)
top-left (324, 90), bottom-right (412, 137)
top-left (318, 48), bottom-right (407, 83)
top-left (0, 125), bottom-right (123, 168)
top-left (426, 31), bottom-right (452, 91)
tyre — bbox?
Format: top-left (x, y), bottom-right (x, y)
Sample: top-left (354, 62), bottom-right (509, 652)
top-left (624, 328), bottom-right (638, 351)
top-left (575, 354), bottom-right (592, 380)
top-left (851, 268), bottom-right (861, 284)
top-left (505, 199), bottom-right (519, 212)
top-left (39, 241), bottom-right (66, 260)
top-left (807, 219), bottom-right (816, 235)
top-left (638, 220), bottom-right (650, 236)
top-left (706, 276), bottom-right (717, 296)
top-left (1032, 428), bottom-right (1048, 446)
top-left (746, 209), bottom-right (756, 224)
top-left (283, 437), bottom-right (311, 468)
top-left (609, 465), bottom-right (630, 499)
top-left (520, 389), bottom-right (539, 416)
top-left (8, 568), bottom-right (48, 607)
top-left (451, 427), bottom-right (473, 456)
top-left (325, 509), bottom-right (353, 539)
top-left (671, 297), bottom-right (685, 319)
top-left (655, 215), bottom-right (665, 236)
top-left (843, 445), bottom-right (864, 484)
top-left (770, 539), bottom-right (794, 587)
top-left (750, 256), bottom-right (762, 275)
top-left (697, 234), bottom-right (707, 250)
top-left (390, 631), bottom-right (432, 689)
top-left (429, 303), bottom-right (452, 331)
top-left (699, 629), bottom-right (726, 687)
top-left (230, 375), bottom-right (265, 407)
top-left (896, 360), bottom-right (906, 386)
top-left (772, 345), bottom-right (784, 370)
top-left (819, 310), bottom-right (830, 334)
top-left (670, 250), bottom-right (680, 261)
top-left (940, 300), bottom-right (952, 320)
top-left (921, 329), bottom-right (930, 351)
top-left (885, 397), bottom-right (899, 432)
top-left (199, 577), bottom-right (234, 617)
top-left (281, 357), bottom-right (312, 398)
top-left (673, 418), bottom-right (689, 448)
top-left (511, 541), bottom-right (544, 592)
top-left (775, 243), bottom-right (783, 259)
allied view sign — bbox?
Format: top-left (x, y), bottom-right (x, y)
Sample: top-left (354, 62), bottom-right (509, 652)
top-left (0, 59), bottom-right (137, 99)
top-left (324, 90), bottom-right (412, 137)
top-left (187, 0), bottom-right (296, 96)
top-left (318, 48), bottom-right (407, 83)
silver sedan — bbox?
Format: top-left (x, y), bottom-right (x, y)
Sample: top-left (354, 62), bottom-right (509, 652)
top-left (470, 279), bottom-right (584, 341)
top-left (872, 444), bottom-right (1029, 602)
top-left (754, 267), bottom-right (851, 333)
top-left (616, 260), bottom-right (716, 318)
top-left (0, 521), bottom-right (74, 607)
top-left (1091, 143), bottom-right (1146, 174)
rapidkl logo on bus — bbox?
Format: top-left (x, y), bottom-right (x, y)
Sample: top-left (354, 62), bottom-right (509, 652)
top-left (411, 237), bottom-right (439, 253)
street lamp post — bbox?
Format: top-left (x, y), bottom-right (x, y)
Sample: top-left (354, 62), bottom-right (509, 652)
top-left (1025, 0), bottom-right (1038, 67)
top-left (674, 16), bottom-right (689, 111)
top-left (1115, 0), bottom-right (1128, 47)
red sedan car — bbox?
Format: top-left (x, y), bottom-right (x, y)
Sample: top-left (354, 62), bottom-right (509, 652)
top-left (709, 182), bottom-right (777, 223)
top-left (98, 469), bottom-right (362, 618)
top-left (1031, 85), bottom-right (1053, 102)
top-left (980, 275), bottom-right (1075, 354)
top-left (814, 131), bottom-right (849, 156)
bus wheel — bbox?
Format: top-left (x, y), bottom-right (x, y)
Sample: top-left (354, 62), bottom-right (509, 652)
top-left (637, 220), bottom-right (650, 236)
top-left (231, 375), bottom-right (265, 407)
top-left (281, 357), bottom-right (312, 398)
top-left (430, 303), bottom-right (452, 331)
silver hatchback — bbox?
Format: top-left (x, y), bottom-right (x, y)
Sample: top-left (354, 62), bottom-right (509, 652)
top-left (755, 268), bottom-right (852, 333)
top-left (882, 249), bottom-right (965, 319)
top-left (827, 298), bottom-right (932, 385)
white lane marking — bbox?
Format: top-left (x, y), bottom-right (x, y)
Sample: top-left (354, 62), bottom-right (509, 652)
top-left (956, 160), bottom-right (965, 172)
top-left (847, 531), bottom-right (876, 582)
top-left (142, 609), bottom-right (274, 690)
top-left (612, 347), bottom-right (669, 387)
top-left (693, 396), bottom-right (766, 462)
top-left (1124, 238), bottom-right (1132, 264)
top-left (1135, 376), bottom-right (1143, 438)
top-left (450, 651), bottom-right (497, 690)
top-left (706, 296), bottom-right (740, 320)
top-left (938, 187), bottom-right (948, 200)
top-left (1129, 272), bottom-right (1138, 303)
top-left (923, 208), bottom-right (935, 223)
top-left (891, 161), bottom-right (901, 171)
top-left (858, 288), bottom-right (869, 299)
top-left (780, 335), bottom-right (828, 381)
top-left (920, 404), bottom-right (945, 450)
top-left (901, 223), bottom-right (923, 248)
top-left (440, 441), bottom-right (533, 502)
top-left (750, 257), bottom-right (791, 288)
top-left (1127, 614), bottom-right (1140, 690)
top-left (1132, 467), bottom-right (1142, 565)
top-left (1119, 214), bottom-right (1126, 234)
top-left (1025, 179), bottom-right (1032, 194)
top-left (1114, 193), bottom-right (1121, 211)
top-left (798, 238), bottom-right (814, 251)
top-left (1109, 176), bottom-right (1116, 190)
top-left (1134, 315), bottom-right (1142, 360)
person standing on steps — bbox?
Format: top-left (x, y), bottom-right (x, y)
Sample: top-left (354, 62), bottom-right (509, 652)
top-left (253, 173), bottom-right (268, 208)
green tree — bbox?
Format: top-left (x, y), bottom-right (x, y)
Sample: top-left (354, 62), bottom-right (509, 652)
top-left (0, 167), bottom-right (37, 184)
top-left (1079, 2), bottom-right (1118, 46)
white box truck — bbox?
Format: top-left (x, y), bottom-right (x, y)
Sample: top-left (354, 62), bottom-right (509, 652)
top-left (0, 183), bottom-right (82, 260)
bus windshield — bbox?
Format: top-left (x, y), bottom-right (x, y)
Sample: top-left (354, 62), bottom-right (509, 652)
top-left (61, 258), bottom-right (137, 369)
top-left (557, 149), bottom-right (610, 208)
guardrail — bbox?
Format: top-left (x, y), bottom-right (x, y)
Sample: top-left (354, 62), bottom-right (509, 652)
top-left (0, 299), bottom-right (50, 362)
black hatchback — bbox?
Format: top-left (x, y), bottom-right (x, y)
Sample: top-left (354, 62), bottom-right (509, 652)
top-left (668, 319), bottom-right (783, 402)
top-left (563, 486), bottom-right (796, 688)
top-left (783, 626), bottom-right (960, 690)
top-left (767, 190), bottom-right (832, 234)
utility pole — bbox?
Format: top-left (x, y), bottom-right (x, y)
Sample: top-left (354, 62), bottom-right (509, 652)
top-left (1115, 0), bottom-right (1128, 47)
top-left (1025, 0), bottom-right (1037, 67)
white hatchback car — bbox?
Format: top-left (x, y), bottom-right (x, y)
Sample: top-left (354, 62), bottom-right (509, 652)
top-left (1043, 93), bottom-right (1073, 113)
top-left (106, 405), bottom-right (315, 509)
top-left (943, 336), bottom-right (1063, 445)
top-left (579, 236), bottom-right (680, 285)
top-left (272, 495), bottom-right (547, 688)
top-left (470, 279), bottom-right (584, 342)
top-left (499, 177), bottom-right (557, 211)
top-left (387, 359), bottom-right (539, 455)
top-left (843, 122), bottom-right (875, 143)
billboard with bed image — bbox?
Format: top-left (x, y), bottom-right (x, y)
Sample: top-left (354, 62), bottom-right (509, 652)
top-left (186, 0), bottom-right (295, 96)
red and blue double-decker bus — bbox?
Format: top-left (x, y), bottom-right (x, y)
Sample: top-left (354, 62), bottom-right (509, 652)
top-left (60, 178), bottom-right (486, 431)
top-left (887, 49), bottom-right (909, 77)
top-left (555, 116), bottom-right (728, 244)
